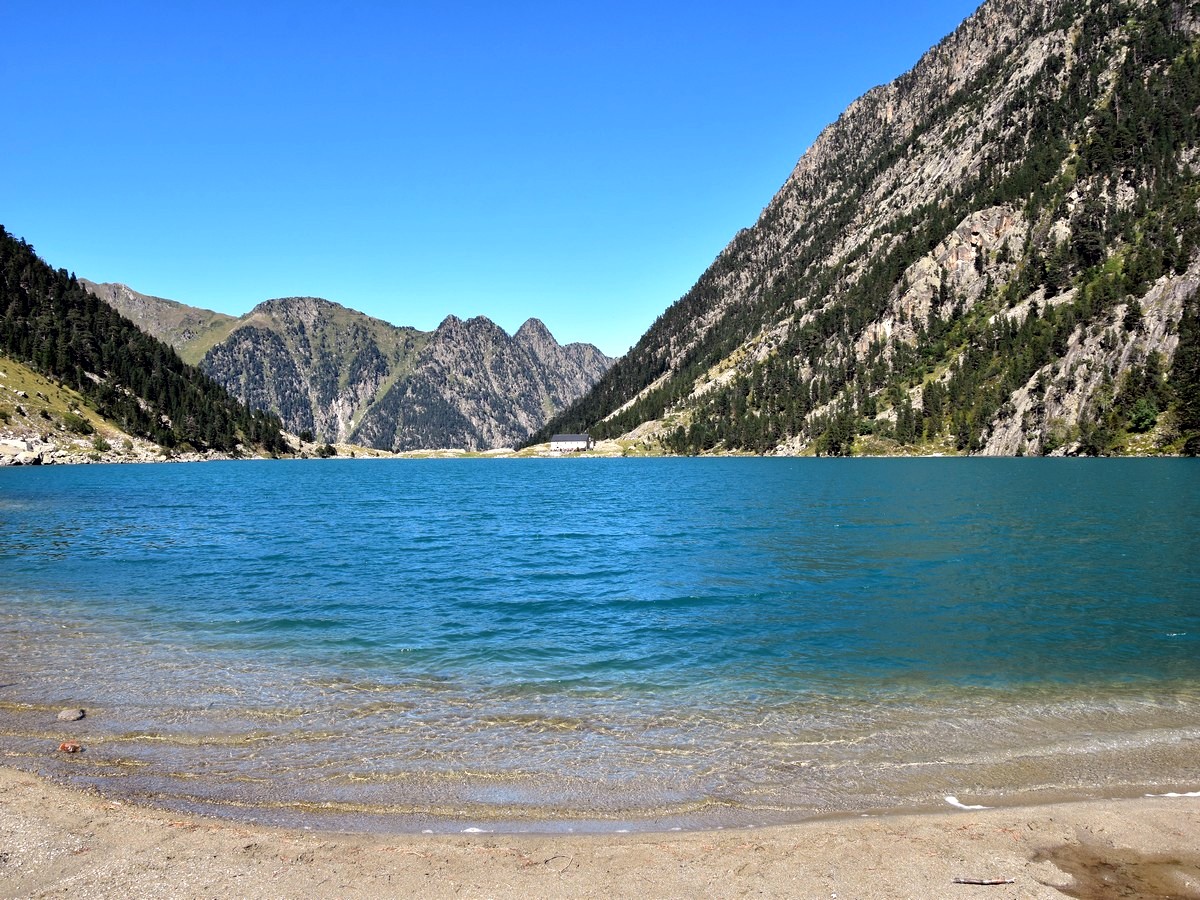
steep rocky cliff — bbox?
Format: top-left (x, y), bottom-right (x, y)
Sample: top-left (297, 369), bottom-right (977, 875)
top-left (86, 286), bottom-right (613, 450)
top-left (350, 314), bottom-right (614, 450)
top-left (533, 0), bottom-right (1200, 456)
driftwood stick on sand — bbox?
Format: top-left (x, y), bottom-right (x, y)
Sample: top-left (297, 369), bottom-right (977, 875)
top-left (952, 876), bottom-right (1016, 885)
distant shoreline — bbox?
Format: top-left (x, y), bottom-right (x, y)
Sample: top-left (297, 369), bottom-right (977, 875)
top-left (2, 437), bottom-right (1190, 466)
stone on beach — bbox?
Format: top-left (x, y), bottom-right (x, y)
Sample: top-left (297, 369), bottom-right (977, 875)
top-left (57, 708), bottom-right (86, 722)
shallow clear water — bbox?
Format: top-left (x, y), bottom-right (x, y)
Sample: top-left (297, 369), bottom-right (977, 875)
top-left (1, 458), bottom-right (1198, 832)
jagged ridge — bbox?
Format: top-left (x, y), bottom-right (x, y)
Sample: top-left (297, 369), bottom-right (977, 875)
top-left (90, 286), bottom-right (614, 451)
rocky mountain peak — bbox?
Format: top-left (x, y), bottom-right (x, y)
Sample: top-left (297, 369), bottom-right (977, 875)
top-left (248, 296), bottom-right (349, 325)
top-left (429, 314), bottom-right (514, 348)
top-left (515, 317), bottom-right (554, 343)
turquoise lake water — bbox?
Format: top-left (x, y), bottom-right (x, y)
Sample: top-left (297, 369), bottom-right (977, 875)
top-left (1, 458), bottom-right (1198, 832)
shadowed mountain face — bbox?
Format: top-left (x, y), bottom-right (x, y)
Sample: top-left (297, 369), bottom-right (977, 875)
top-left (533, 0), bottom-right (1200, 457)
top-left (88, 285), bottom-right (613, 450)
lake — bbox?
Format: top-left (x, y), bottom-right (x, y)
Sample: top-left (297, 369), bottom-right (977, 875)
top-left (1, 458), bottom-right (1197, 832)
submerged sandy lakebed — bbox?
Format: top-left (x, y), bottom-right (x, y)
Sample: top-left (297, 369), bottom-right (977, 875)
top-left (2, 766), bottom-right (1199, 898)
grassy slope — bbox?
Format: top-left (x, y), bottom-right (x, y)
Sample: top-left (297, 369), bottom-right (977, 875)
top-left (0, 352), bottom-right (144, 454)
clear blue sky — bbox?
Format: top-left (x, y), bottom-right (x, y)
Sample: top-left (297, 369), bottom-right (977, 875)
top-left (5, 1), bottom-right (980, 357)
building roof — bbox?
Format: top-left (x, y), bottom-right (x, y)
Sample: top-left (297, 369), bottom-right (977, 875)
top-left (550, 434), bottom-right (591, 442)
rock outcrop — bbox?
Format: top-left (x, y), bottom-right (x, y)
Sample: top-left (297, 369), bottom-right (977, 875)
top-left (0, 438), bottom-right (53, 466)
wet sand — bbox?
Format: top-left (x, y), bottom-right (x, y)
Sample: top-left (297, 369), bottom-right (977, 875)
top-left (2, 766), bottom-right (1198, 898)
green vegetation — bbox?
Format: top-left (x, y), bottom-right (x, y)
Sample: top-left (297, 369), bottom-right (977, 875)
top-left (0, 226), bottom-right (287, 453)
top-left (1172, 286), bottom-right (1200, 455)
top-left (1, 353), bottom-right (106, 437)
top-left (526, 0), bottom-right (1200, 457)
top-left (61, 410), bottom-right (93, 435)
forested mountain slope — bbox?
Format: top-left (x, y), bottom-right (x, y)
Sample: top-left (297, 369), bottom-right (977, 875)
top-left (0, 227), bottom-right (286, 456)
top-left (531, 0), bottom-right (1200, 456)
top-left (79, 280), bottom-right (238, 366)
top-left (87, 284), bottom-right (614, 451)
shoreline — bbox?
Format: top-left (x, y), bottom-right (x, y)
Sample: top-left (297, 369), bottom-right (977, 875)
top-left (2, 410), bottom-right (1190, 464)
top-left (2, 767), bottom-right (1198, 898)
top-left (3, 447), bottom-right (1191, 466)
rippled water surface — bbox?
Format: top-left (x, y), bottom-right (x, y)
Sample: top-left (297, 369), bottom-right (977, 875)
top-left (1, 458), bottom-right (1198, 831)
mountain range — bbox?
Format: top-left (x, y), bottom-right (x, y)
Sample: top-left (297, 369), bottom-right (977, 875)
top-left (532, 0), bottom-right (1200, 456)
top-left (8, 0), bottom-right (1200, 460)
top-left (82, 281), bottom-right (613, 451)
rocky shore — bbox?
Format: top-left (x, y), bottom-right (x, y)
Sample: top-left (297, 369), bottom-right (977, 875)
top-left (0, 435), bottom-right (242, 466)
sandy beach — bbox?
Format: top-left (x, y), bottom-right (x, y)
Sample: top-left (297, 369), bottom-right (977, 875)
top-left (1, 767), bottom-right (1197, 898)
